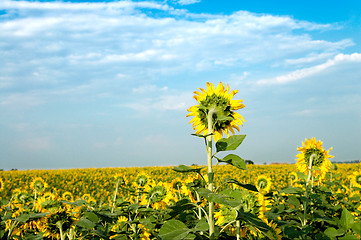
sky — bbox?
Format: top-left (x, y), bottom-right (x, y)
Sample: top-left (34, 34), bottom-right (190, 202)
top-left (0, 0), bottom-right (360, 170)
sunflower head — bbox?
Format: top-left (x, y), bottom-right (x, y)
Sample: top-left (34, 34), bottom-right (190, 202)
top-left (136, 172), bottom-right (150, 187)
top-left (41, 208), bottom-right (74, 239)
top-left (62, 191), bottom-right (74, 201)
top-left (30, 177), bottom-right (48, 193)
top-left (187, 82), bottom-right (245, 142)
top-left (295, 137), bottom-right (334, 180)
top-left (256, 175), bottom-right (272, 193)
top-left (289, 172), bottom-right (298, 182)
top-left (114, 173), bottom-right (127, 186)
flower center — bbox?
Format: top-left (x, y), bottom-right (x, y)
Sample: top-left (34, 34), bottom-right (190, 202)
top-left (198, 93), bottom-right (234, 131)
top-left (304, 148), bottom-right (325, 167)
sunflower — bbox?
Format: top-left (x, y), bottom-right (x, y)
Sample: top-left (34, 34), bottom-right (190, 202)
top-left (62, 191), bottom-right (74, 201)
top-left (111, 216), bottom-right (128, 232)
top-left (0, 178), bottom-right (4, 192)
top-left (295, 137), bottom-right (334, 180)
top-left (146, 182), bottom-right (174, 209)
top-left (30, 177), bottom-right (48, 193)
top-left (255, 175), bottom-right (272, 193)
top-left (135, 172), bottom-right (151, 187)
top-left (186, 82), bottom-right (245, 142)
top-left (351, 171), bottom-right (361, 189)
top-left (114, 173), bottom-right (128, 186)
top-left (289, 172), bottom-right (298, 186)
top-left (41, 208), bottom-right (75, 240)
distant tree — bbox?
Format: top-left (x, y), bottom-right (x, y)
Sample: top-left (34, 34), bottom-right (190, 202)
top-left (245, 160), bottom-right (254, 165)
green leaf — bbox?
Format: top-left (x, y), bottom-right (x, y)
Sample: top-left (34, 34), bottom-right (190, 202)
top-left (340, 208), bottom-right (354, 230)
top-left (287, 195), bottom-right (300, 209)
top-left (194, 218), bottom-right (209, 232)
top-left (225, 178), bottom-right (258, 192)
top-left (84, 212), bottom-right (99, 223)
top-left (172, 165), bottom-right (204, 174)
top-left (159, 219), bottom-right (191, 240)
top-left (77, 217), bottom-right (96, 229)
top-left (339, 234), bottom-right (359, 240)
top-left (216, 134), bottom-right (246, 152)
top-left (191, 133), bottom-right (213, 138)
top-left (196, 188), bottom-right (230, 205)
top-left (324, 227), bottom-right (345, 238)
top-left (14, 213), bottom-right (30, 222)
top-left (217, 154), bottom-right (247, 170)
top-left (351, 221), bottom-right (361, 236)
top-left (237, 211), bottom-right (271, 232)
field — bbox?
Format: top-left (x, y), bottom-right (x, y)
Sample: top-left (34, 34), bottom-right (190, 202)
top-left (0, 163), bottom-right (360, 239)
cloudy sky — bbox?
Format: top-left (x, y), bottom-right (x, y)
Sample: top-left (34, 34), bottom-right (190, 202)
top-left (1, 0), bottom-right (360, 170)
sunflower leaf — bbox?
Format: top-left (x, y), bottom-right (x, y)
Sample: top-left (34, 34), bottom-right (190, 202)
top-left (191, 133), bottom-right (213, 138)
top-left (340, 208), bottom-right (354, 230)
top-left (172, 165), bottom-right (204, 174)
top-left (225, 178), bottom-right (258, 192)
top-left (217, 154), bottom-right (247, 170)
top-left (216, 135), bottom-right (246, 152)
top-left (159, 219), bottom-right (191, 240)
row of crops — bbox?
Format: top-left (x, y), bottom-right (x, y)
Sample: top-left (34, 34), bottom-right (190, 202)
top-left (0, 162), bottom-right (360, 239)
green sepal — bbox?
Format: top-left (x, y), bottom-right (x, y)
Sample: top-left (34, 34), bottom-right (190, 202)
top-left (215, 134), bottom-right (246, 152)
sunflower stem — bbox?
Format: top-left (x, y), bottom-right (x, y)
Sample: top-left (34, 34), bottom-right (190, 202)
top-left (112, 179), bottom-right (119, 213)
top-left (236, 220), bottom-right (241, 240)
top-left (207, 108), bottom-right (216, 239)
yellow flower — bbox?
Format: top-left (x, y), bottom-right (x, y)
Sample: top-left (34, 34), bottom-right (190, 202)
top-left (30, 177), bottom-right (48, 193)
top-left (0, 177), bottom-right (4, 192)
top-left (186, 82), bottom-right (245, 142)
top-left (62, 191), bottom-right (74, 201)
top-left (351, 171), bottom-right (361, 189)
top-left (256, 175), bottom-right (272, 193)
top-left (295, 137), bottom-right (334, 180)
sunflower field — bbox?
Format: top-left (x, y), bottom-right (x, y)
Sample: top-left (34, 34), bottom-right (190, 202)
top-left (1, 82), bottom-right (361, 239)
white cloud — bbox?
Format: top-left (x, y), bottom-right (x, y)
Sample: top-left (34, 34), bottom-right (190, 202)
top-left (176, 0), bottom-right (201, 5)
top-left (256, 52), bottom-right (361, 85)
top-left (124, 92), bottom-right (193, 112)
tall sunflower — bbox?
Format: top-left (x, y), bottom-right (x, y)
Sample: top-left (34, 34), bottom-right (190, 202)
top-left (186, 82), bottom-right (245, 142)
top-left (295, 137), bottom-right (334, 180)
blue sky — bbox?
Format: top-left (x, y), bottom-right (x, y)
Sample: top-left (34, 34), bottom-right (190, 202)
top-left (0, 0), bottom-right (360, 170)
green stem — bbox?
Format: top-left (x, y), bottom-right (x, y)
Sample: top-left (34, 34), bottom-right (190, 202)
top-left (303, 153), bottom-right (316, 226)
top-left (236, 220), bottom-right (241, 240)
top-left (207, 109), bottom-right (216, 239)
top-left (112, 179), bottom-right (119, 213)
